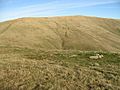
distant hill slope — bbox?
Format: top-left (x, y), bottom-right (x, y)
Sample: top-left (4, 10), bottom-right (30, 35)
top-left (0, 16), bottom-right (120, 51)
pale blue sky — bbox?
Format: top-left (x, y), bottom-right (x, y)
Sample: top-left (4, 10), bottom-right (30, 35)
top-left (0, 0), bottom-right (120, 21)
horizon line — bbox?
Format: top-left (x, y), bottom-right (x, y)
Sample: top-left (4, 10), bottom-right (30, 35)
top-left (1, 14), bottom-right (120, 22)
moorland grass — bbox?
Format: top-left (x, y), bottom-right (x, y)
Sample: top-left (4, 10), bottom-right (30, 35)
top-left (0, 46), bottom-right (119, 90)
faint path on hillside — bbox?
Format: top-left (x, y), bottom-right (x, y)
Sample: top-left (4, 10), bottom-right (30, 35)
top-left (0, 21), bottom-right (15, 35)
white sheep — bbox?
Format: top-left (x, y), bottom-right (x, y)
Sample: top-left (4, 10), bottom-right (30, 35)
top-left (89, 55), bottom-right (99, 59)
top-left (89, 54), bottom-right (104, 59)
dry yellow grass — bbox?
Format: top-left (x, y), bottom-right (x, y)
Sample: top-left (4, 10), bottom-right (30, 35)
top-left (0, 16), bottom-right (120, 90)
top-left (0, 46), bottom-right (120, 90)
top-left (0, 16), bottom-right (120, 51)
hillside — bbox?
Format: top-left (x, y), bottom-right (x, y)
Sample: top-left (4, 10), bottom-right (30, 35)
top-left (0, 16), bottom-right (120, 51)
top-left (0, 16), bottom-right (120, 90)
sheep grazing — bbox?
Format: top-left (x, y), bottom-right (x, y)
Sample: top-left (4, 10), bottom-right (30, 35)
top-left (89, 56), bottom-right (99, 59)
top-left (89, 54), bottom-right (104, 59)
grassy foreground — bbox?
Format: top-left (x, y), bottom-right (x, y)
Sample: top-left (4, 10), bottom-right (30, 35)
top-left (0, 46), bottom-right (120, 90)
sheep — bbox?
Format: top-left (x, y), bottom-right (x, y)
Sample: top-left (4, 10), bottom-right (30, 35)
top-left (89, 55), bottom-right (99, 59)
top-left (89, 54), bottom-right (104, 59)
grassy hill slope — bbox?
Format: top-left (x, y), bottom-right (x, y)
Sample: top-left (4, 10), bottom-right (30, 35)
top-left (0, 16), bottom-right (120, 90)
top-left (0, 16), bottom-right (120, 51)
